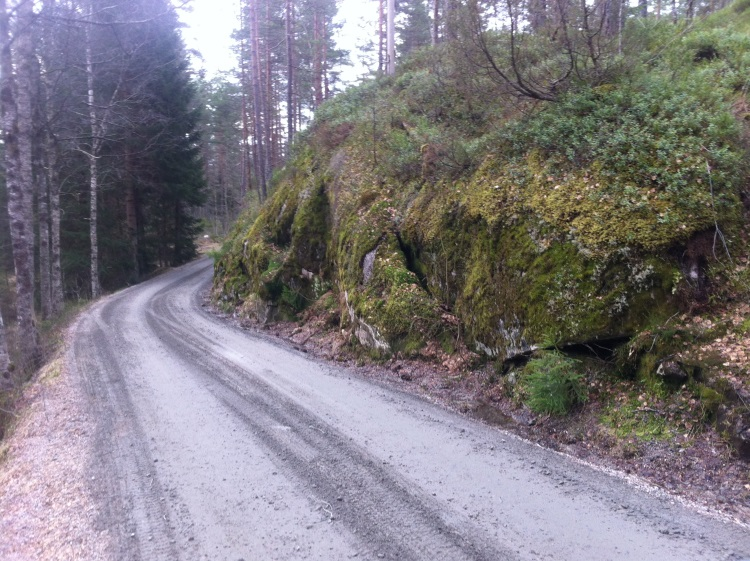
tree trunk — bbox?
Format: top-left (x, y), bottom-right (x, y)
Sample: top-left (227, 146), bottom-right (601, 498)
top-left (444, 0), bottom-right (455, 40)
top-left (41, 0), bottom-right (63, 316)
top-left (432, 0), bottom-right (439, 45)
top-left (285, 0), bottom-right (295, 146)
top-left (264, 0), bottom-right (274, 173)
top-left (0, 311), bottom-right (10, 386)
top-left (386, 0), bottom-right (396, 75)
top-left (249, 0), bottom-right (267, 200)
top-left (48, 142), bottom-right (64, 316)
top-left (217, 137), bottom-right (228, 230)
top-left (85, 16), bottom-right (102, 299)
top-left (240, 0), bottom-right (251, 197)
top-left (173, 201), bottom-right (181, 266)
top-left (0, 0), bottom-right (14, 381)
top-left (37, 132), bottom-right (52, 320)
top-left (33, 52), bottom-right (52, 321)
top-left (1, 0), bottom-right (41, 369)
top-left (125, 148), bottom-right (140, 282)
top-left (323, 18), bottom-right (329, 100)
top-left (378, 0), bottom-right (385, 73)
top-left (529, 0), bottom-right (548, 31)
top-left (313, 10), bottom-right (323, 106)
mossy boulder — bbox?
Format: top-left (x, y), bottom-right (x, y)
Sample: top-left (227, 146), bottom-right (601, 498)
top-left (213, 149), bottom-right (332, 321)
top-left (213, 14), bottom-right (747, 358)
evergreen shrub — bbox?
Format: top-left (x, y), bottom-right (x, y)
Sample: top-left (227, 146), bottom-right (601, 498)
top-left (521, 351), bottom-right (587, 416)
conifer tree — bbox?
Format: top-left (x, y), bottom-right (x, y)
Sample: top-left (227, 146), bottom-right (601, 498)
top-left (398, 0), bottom-right (432, 57)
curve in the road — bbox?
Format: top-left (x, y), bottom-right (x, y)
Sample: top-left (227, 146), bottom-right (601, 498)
top-left (69, 258), bottom-right (750, 561)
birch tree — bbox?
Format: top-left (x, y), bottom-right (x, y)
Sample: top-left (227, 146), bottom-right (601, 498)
top-left (82, 0), bottom-right (127, 298)
top-left (1, 0), bottom-right (40, 368)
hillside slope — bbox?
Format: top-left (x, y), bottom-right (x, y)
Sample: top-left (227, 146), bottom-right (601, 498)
top-left (214, 3), bottom-right (750, 462)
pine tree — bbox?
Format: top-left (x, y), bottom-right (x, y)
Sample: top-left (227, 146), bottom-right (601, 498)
top-left (398, 0), bottom-right (432, 57)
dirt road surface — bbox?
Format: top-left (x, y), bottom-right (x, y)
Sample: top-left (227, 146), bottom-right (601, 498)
top-left (67, 258), bottom-right (750, 561)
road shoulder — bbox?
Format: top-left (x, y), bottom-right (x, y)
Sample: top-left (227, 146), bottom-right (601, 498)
top-left (0, 341), bottom-right (113, 560)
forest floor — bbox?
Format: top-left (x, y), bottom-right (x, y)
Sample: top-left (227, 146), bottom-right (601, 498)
top-left (216, 295), bottom-right (750, 527)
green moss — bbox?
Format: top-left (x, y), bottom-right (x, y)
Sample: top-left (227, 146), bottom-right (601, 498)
top-left (352, 233), bottom-right (441, 350)
top-left (601, 396), bottom-right (673, 441)
top-left (695, 384), bottom-right (725, 422)
top-left (214, 18), bottom-right (745, 359)
top-left (211, 147), bottom-right (335, 319)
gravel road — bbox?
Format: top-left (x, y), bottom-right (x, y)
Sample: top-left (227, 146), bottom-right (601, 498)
top-left (68, 257), bottom-right (750, 561)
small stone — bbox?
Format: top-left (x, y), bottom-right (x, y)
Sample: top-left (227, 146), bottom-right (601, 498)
top-left (656, 361), bottom-right (688, 384)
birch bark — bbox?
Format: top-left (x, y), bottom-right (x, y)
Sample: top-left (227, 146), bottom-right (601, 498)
top-left (86, 24), bottom-right (100, 299)
top-left (83, 0), bottom-right (122, 298)
top-left (1, 0), bottom-right (41, 368)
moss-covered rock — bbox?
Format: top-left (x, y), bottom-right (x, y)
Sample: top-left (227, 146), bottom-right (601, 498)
top-left (213, 7), bottom-right (748, 359)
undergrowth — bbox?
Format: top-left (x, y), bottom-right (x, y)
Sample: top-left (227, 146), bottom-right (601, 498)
top-left (520, 351), bottom-right (588, 416)
top-left (0, 301), bottom-right (88, 442)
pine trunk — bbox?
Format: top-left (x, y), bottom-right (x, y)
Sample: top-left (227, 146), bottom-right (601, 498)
top-left (323, 18), bottom-right (329, 100)
top-left (313, 11), bottom-right (323, 107)
top-left (250, 0), bottom-right (267, 200)
top-left (264, 0), bottom-right (274, 173)
top-left (285, 0), bottom-right (294, 147)
top-left (240, 1), bottom-right (251, 197)
top-left (379, 0), bottom-right (385, 73)
top-left (386, 0), bottom-right (395, 75)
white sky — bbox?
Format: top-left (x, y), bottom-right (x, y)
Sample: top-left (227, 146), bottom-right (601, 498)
top-left (176, 0), bottom-right (374, 83)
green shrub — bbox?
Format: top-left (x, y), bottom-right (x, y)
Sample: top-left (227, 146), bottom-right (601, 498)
top-left (281, 285), bottom-right (306, 312)
top-left (521, 351), bottom-right (587, 415)
top-left (504, 77), bottom-right (741, 190)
